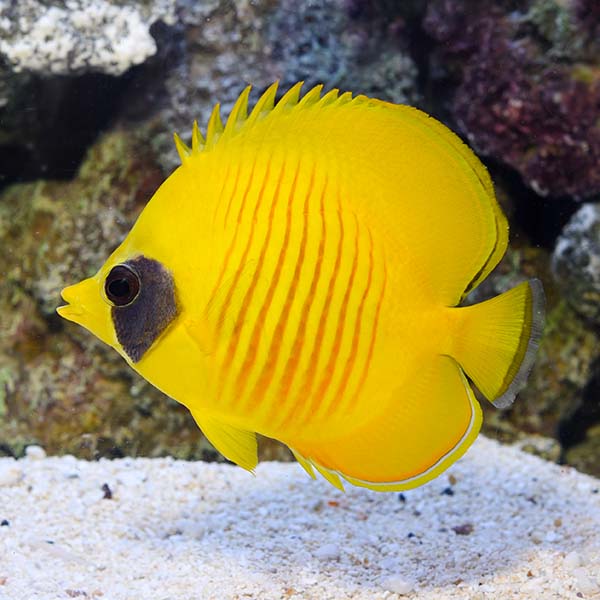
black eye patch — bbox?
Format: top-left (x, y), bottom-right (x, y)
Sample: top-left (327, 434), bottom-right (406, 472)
top-left (109, 256), bottom-right (178, 362)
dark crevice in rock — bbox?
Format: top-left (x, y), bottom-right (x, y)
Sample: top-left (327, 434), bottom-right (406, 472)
top-left (512, 195), bottom-right (579, 251)
top-left (0, 73), bottom-right (130, 189)
top-left (116, 20), bottom-right (185, 125)
top-left (356, 1), bottom-right (435, 112)
top-left (0, 444), bottom-right (17, 458)
top-left (558, 358), bottom-right (600, 452)
top-left (489, 161), bottom-right (579, 249)
top-left (43, 311), bottom-right (66, 335)
top-left (0, 20), bottom-right (182, 191)
top-left (0, 145), bottom-right (30, 186)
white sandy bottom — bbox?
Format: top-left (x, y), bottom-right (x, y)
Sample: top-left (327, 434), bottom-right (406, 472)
top-left (0, 436), bottom-right (599, 600)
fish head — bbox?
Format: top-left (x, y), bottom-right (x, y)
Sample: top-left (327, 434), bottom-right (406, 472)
top-left (57, 246), bottom-right (180, 367)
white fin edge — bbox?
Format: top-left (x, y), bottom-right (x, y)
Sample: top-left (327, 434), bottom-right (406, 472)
top-left (492, 278), bottom-right (545, 408)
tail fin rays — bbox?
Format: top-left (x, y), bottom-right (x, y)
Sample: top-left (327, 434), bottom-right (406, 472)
top-left (451, 279), bottom-right (545, 408)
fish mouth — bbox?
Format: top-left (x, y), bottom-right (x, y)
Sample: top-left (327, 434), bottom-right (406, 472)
top-left (56, 284), bottom-right (86, 322)
top-left (56, 276), bottom-right (115, 347)
top-left (56, 303), bottom-right (84, 320)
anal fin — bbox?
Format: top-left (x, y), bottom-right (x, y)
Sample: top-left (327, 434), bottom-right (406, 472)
top-left (191, 411), bottom-right (258, 472)
top-left (290, 448), bottom-right (344, 490)
top-left (312, 462), bottom-right (345, 491)
top-left (290, 448), bottom-right (316, 479)
top-left (291, 355), bottom-right (481, 492)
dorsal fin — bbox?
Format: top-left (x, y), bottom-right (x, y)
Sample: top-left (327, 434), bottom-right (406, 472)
top-left (318, 88), bottom-right (340, 107)
top-left (172, 82), bottom-right (356, 163)
top-left (337, 90), bottom-right (354, 105)
top-left (298, 84), bottom-right (323, 107)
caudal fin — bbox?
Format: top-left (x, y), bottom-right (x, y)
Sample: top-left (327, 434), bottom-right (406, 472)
top-left (451, 279), bottom-right (545, 408)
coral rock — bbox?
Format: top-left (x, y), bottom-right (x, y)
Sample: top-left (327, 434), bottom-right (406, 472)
top-left (0, 0), bottom-right (176, 76)
top-left (552, 203), bottom-right (600, 325)
top-left (424, 0), bottom-right (600, 199)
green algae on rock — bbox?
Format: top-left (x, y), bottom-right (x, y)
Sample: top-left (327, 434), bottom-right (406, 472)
top-left (566, 422), bottom-right (600, 477)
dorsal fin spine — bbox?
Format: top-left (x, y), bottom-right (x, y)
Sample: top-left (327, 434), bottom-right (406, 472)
top-left (173, 132), bottom-right (191, 164)
top-left (205, 103), bottom-right (224, 149)
top-left (319, 88), bottom-right (340, 107)
top-left (174, 82), bottom-right (336, 160)
top-left (337, 91), bottom-right (354, 105)
top-left (298, 84), bottom-right (323, 107)
top-left (273, 81), bottom-right (303, 114)
top-left (191, 120), bottom-right (205, 153)
top-left (247, 82), bottom-right (279, 126)
top-left (224, 85), bottom-right (251, 138)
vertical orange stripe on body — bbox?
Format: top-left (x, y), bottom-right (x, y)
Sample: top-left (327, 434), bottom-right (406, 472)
top-left (309, 210), bottom-right (360, 421)
top-left (247, 163), bottom-right (315, 412)
top-left (218, 158), bottom-right (278, 380)
top-left (210, 160), bottom-right (233, 230)
top-left (325, 225), bottom-right (374, 418)
top-left (236, 163), bottom-right (300, 408)
top-left (276, 179), bottom-right (328, 427)
top-left (205, 160), bottom-right (236, 316)
top-left (208, 157), bottom-right (259, 334)
top-left (222, 161), bottom-right (242, 229)
top-left (346, 258), bottom-right (387, 414)
top-left (292, 189), bottom-right (345, 423)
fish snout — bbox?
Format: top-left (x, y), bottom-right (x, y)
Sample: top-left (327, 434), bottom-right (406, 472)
top-left (56, 278), bottom-right (97, 322)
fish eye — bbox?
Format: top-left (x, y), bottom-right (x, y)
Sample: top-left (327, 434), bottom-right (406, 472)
top-left (105, 265), bottom-right (140, 306)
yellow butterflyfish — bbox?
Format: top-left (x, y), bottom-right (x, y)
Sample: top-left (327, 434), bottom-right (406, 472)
top-left (58, 82), bottom-right (544, 491)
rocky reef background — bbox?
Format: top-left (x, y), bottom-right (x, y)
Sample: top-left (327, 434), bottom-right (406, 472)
top-left (0, 0), bottom-right (598, 476)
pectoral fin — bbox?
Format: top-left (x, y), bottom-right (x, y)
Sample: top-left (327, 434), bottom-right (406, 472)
top-left (191, 411), bottom-right (258, 472)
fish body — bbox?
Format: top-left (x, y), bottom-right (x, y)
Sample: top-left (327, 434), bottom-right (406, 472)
top-left (58, 83), bottom-right (544, 491)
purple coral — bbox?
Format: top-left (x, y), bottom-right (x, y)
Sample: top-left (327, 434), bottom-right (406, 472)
top-left (576, 0), bottom-right (600, 44)
top-left (424, 0), bottom-right (600, 200)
